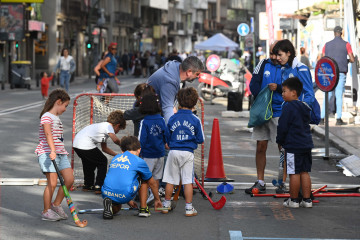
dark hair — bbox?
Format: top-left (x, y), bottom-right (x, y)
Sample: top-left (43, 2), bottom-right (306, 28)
top-left (40, 89), bottom-right (70, 118)
top-left (177, 87), bottom-right (198, 109)
top-left (273, 39), bottom-right (296, 66)
top-left (134, 83), bottom-right (156, 107)
top-left (107, 110), bottom-right (126, 129)
top-left (61, 48), bottom-right (69, 57)
top-left (120, 136), bottom-right (141, 152)
top-left (282, 77), bottom-right (303, 97)
top-left (180, 56), bottom-right (204, 72)
top-left (139, 94), bottom-right (161, 115)
top-left (300, 47), bottom-right (305, 55)
top-left (40, 71), bottom-right (46, 78)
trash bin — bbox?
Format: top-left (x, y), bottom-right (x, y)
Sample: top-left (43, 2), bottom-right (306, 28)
top-left (227, 91), bottom-right (243, 112)
top-left (10, 61), bottom-right (31, 89)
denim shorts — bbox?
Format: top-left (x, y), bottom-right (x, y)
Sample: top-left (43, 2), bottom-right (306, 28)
top-left (38, 153), bottom-right (71, 173)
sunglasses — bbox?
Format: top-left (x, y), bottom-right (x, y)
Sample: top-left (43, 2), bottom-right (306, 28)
top-left (111, 48), bottom-right (117, 50)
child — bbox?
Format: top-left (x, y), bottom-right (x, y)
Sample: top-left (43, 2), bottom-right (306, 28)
top-left (40, 72), bottom-right (54, 99)
top-left (162, 87), bottom-right (204, 216)
top-left (101, 136), bottom-right (162, 219)
top-left (123, 83), bottom-right (156, 136)
top-left (73, 110), bottom-right (126, 194)
top-left (138, 94), bottom-right (170, 204)
top-left (276, 77), bottom-right (314, 208)
top-left (35, 89), bottom-right (74, 221)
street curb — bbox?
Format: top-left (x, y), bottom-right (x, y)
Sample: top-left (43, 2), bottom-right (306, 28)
top-left (312, 126), bottom-right (360, 157)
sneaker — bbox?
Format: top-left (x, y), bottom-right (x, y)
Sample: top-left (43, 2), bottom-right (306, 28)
top-left (138, 206), bottom-right (151, 217)
top-left (103, 197), bottom-right (113, 219)
top-left (82, 185), bottom-right (94, 192)
top-left (41, 209), bottom-right (62, 221)
top-left (275, 183), bottom-right (287, 194)
top-left (94, 185), bottom-right (102, 194)
top-left (51, 203), bottom-right (68, 220)
top-left (161, 201), bottom-right (171, 214)
top-left (300, 199), bottom-right (313, 208)
top-left (185, 207), bottom-right (198, 217)
top-left (336, 119), bottom-right (347, 126)
top-left (283, 198), bottom-right (299, 208)
top-left (146, 191), bottom-right (155, 206)
top-left (245, 181), bottom-right (266, 194)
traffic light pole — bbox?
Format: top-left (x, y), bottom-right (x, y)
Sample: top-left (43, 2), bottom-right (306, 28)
top-left (87, 0), bottom-right (100, 80)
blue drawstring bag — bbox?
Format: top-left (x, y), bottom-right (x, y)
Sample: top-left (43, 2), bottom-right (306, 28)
top-left (248, 87), bottom-right (273, 128)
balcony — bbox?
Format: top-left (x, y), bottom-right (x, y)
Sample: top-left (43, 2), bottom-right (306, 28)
top-left (204, 19), bottom-right (223, 32)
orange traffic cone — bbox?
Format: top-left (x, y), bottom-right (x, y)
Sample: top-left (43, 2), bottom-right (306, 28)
top-left (205, 118), bottom-right (233, 182)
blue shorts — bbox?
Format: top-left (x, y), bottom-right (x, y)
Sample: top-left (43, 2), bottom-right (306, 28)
top-left (286, 151), bottom-right (312, 174)
top-left (38, 153), bottom-right (71, 173)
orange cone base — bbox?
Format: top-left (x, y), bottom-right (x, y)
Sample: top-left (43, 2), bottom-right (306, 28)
top-left (204, 177), bottom-right (234, 182)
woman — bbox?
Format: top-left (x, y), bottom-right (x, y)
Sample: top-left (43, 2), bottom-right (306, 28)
top-left (272, 39), bottom-right (315, 106)
top-left (53, 48), bottom-right (76, 92)
top-left (98, 42), bottom-right (120, 94)
top-left (94, 51), bottom-right (108, 86)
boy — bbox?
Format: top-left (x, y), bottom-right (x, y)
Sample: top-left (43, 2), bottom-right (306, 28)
top-left (276, 77), bottom-right (314, 208)
top-left (101, 136), bottom-right (162, 219)
top-left (40, 71), bottom-right (54, 99)
top-left (73, 110), bottom-right (125, 194)
top-left (162, 87), bottom-right (204, 216)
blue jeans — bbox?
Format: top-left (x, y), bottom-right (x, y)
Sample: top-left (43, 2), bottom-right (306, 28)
top-left (321, 73), bottom-right (346, 119)
top-left (60, 70), bottom-right (71, 92)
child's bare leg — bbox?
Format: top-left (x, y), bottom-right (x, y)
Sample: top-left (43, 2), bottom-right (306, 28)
top-left (282, 159), bottom-right (287, 183)
top-left (53, 168), bottom-right (74, 206)
top-left (43, 172), bottom-right (58, 211)
top-left (139, 182), bottom-right (148, 208)
top-left (300, 172), bottom-right (311, 198)
top-left (184, 183), bottom-right (193, 203)
top-left (289, 174), bottom-right (300, 199)
top-left (165, 183), bottom-right (174, 200)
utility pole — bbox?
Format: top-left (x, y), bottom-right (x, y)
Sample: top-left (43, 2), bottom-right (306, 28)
top-left (87, 0), bottom-right (100, 80)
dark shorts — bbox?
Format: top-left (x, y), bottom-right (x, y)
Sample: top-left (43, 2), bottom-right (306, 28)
top-left (285, 151), bottom-right (312, 174)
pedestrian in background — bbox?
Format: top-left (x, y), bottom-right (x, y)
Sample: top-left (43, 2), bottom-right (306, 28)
top-left (40, 71), bottom-right (54, 99)
top-left (320, 26), bottom-right (355, 125)
top-left (121, 49), bottom-right (129, 75)
top-left (141, 51), bottom-right (149, 78)
top-left (53, 48), bottom-right (76, 92)
top-left (299, 47), bottom-right (311, 69)
top-left (277, 77), bottom-right (314, 208)
top-left (98, 43), bottom-right (120, 94)
top-left (94, 51), bottom-right (108, 85)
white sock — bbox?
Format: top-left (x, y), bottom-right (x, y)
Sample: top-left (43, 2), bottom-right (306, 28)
top-left (185, 202), bottom-right (192, 209)
top-left (258, 180), bottom-right (265, 186)
top-left (163, 200), bottom-right (171, 207)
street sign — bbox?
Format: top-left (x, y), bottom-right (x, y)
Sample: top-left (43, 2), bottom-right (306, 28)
top-left (237, 23), bottom-right (250, 36)
top-left (245, 34), bottom-right (253, 48)
top-left (206, 54), bottom-right (221, 72)
top-left (315, 56), bottom-right (339, 92)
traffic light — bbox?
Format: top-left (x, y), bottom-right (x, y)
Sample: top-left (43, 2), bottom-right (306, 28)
top-left (86, 41), bottom-right (92, 50)
top-left (15, 42), bottom-right (19, 49)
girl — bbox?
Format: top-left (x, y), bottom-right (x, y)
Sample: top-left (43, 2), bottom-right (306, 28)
top-left (138, 94), bottom-right (170, 206)
top-left (35, 89), bottom-right (74, 221)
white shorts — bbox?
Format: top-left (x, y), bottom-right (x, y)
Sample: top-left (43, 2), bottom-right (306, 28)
top-left (143, 157), bottom-right (164, 180)
top-left (162, 150), bottom-right (194, 185)
top-left (252, 117), bottom-right (279, 143)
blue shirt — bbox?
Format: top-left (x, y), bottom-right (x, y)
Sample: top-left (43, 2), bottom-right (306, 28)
top-left (167, 109), bottom-right (204, 153)
top-left (101, 151), bottom-right (152, 204)
top-left (138, 114), bottom-right (170, 158)
top-left (102, 52), bottom-right (117, 78)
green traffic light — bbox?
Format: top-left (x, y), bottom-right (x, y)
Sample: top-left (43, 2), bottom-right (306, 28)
top-left (87, 42), bottom-right (92, 49)
top-left (15, 43), bottom-right (19, 48)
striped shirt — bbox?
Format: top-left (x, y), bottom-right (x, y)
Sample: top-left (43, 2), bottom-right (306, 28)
top-left (35, 112), bottom-right (68, 156)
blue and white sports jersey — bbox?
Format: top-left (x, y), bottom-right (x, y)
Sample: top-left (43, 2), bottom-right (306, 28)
top-left (101, 151), bottom-right (152, 204)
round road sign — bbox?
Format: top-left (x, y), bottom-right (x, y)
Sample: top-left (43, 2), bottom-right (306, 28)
top-left (206, 54), bottom-right (221, 72)
top-left (315, 56), bottom-right (339, 92)
top-left (237, 23), bottom-right (250, 36)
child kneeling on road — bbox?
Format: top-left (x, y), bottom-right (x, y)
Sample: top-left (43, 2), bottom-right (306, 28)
top-left (101, 136), bottom-right (162, 219)
top-left (162, 87), bottom-right (204, 216)
top-left (276, 77), bottom-right (314, 208)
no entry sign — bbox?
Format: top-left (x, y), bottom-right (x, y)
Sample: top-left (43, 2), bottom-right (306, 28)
top-left (206, 54), bottom-right (221, 72)
top-left (315, 56), bottom-right (339, 92)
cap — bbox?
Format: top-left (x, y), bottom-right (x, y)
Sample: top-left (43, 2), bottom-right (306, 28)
top-left (334, 26), bottom-right (342, 33)
top-left (107, 42), bottom-right (117, 51)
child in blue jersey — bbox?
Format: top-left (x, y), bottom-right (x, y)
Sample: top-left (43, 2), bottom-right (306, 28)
top-left (138, 94), bottom-right (170, 204)
top-left (101, 136), bottom-right (162, 219)
top-left (276, 77), bottom-right (314, 208)
top-left (162, 87), bottom-right (204, 217)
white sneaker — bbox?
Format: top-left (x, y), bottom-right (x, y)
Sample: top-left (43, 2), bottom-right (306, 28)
top-left (41, 209), bottom-right (62, 221)
top-left (300, 199), bottom-right (313, 208)
top-left (185, 207), bottom-right (198, 217)
top-left (51, 203), bottom-right (68, 220)
top-left (162, 201), bottom-right (171, 214)
top-left (283, 198), bottom-right (299, 208)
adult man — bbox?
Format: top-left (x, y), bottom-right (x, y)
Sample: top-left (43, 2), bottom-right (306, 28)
top-left (246, 41), bottom-right (284, 194)
top-left (147, 56), bottom-right (204, 123)
top-left (320, 26), bottom-right (355, 125)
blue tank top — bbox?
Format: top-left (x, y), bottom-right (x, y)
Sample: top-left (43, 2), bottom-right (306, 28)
top-left (102, 53), bottom-right (117, 78)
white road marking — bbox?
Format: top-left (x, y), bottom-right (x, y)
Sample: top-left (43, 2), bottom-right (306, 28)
top-left (229, 231), bottom-right (355, 240)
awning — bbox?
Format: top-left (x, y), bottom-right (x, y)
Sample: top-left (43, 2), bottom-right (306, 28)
top-left (294, 2), bottom-right (339, 16)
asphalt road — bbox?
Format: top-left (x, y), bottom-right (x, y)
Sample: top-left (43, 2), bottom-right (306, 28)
top-left (0, 76), bottom-right (359, 240)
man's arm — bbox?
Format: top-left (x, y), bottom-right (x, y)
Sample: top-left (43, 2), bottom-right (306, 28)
top-left (346, 43), bottom-right (355, 63)
top-left (160, 82), bottom-right (178, 123)
top-left (250, 59), bottom-right (266, 98)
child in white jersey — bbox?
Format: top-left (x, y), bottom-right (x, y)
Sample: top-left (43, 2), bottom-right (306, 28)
top-left (35, 89), bottom-right (73, 222)
top-left (73, 110), bottom-right (126, 194)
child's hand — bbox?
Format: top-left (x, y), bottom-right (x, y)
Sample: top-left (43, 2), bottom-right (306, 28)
top-left (128, 200), bottom-right (138, 209)
top-left (50, 151), bottom-right (56, 160)
top-left (165, 143), bottom-right (169, 150)
top-left (154, 199), bottom-right (163, 211)
top-left (51, 72), bottom-right (54, 76)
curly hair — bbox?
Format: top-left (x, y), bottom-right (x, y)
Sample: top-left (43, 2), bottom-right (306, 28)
top-left (177, 87), bottom-right (198, 109)
top-left (107, 110), bottom-right (126, 129)
top-left (120, 136), bottom-right (141, 152)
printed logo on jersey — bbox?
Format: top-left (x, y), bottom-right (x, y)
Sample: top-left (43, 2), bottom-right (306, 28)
top-left (289, 73), bottom-right (294, 78)
top-left (109, 155), bottom-right (131, 170)
top-left (103, 190), bottom-right (126, 199)
top-left (150, 124), bottom-right (162, 136)
top-left (264, 70), bottom-right (270, 78)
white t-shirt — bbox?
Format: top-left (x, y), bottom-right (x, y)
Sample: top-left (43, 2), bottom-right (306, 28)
top-left (60, 56), bottom-right (73, 71)
top-left (73, 122), bottom-right (115, 150)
